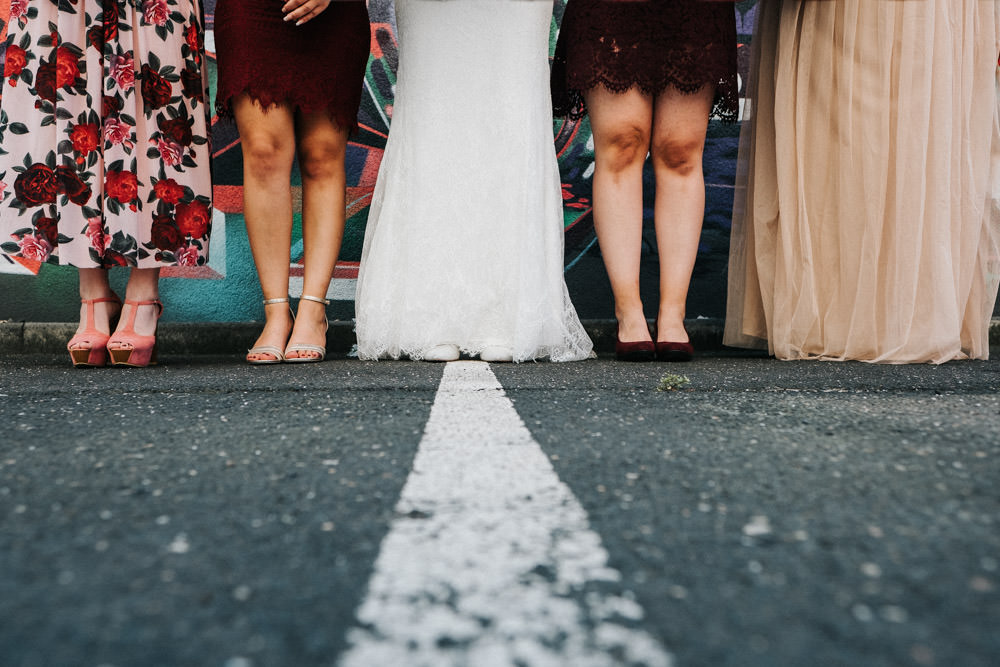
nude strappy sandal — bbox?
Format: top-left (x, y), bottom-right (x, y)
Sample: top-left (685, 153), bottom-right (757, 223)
top-left (247, 297), bottom-right (292, 365)
top-left (284, 294), bottom-right (330, 363)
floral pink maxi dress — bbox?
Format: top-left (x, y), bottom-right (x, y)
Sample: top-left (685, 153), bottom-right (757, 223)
top-left (0, 0), bottom-right (212, 269)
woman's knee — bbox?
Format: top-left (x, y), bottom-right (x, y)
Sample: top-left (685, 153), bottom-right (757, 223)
top-left (650, 135), bottom-right (704, 177)
top-left (596, 124), bottom-right (651, 174)
top-left (241, 131), bottom-right (294, 181)
top-left (297, 139), bottom-right (346, 182)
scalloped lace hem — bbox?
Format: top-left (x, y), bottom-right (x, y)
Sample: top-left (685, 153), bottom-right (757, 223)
top-left (554, 75), bottom-right (740, 122)
top-left (216, 85), bottom-right (360, 132)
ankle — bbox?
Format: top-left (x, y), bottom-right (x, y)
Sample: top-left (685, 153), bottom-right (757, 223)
top-left (123, 291), bottom-right (160, 304)
top-left (614, 304), bottom-right (646, 325)
top-left (295, 298), bottom-right (329, 324)
top-left (657, 304), bottom-right (686, 326)
top-left (616, 311), bottom-right (651, 342)
top-left (656, 311), bottom-right (687, 336)
top-left (655, 319), bottom-right (689, 343)
top-left (262, 312), bottom-right (294, 331)
top-left (79, 287), bottom-right (117, 301)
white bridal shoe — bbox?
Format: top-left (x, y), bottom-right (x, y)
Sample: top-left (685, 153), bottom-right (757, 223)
top-left (423, 344), bottom-right (461, 362)
top-left (478, 345), bottom-right (513, 363)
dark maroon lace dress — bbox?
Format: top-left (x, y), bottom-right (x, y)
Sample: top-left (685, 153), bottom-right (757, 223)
top-left (552, 0), bottom-right (738, 120)
top-left (214, 0), bottom-right (370, 131)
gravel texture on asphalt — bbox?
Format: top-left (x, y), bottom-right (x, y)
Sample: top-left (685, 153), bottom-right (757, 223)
top-left (495, 358), bottom-right (1000, 667)
top-left (1, 357), bottom-right (438, 667)
top-left (2, 352), bottom-right (998, 667)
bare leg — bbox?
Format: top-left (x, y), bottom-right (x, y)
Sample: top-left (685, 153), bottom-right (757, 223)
top-left (283, 111), bottom-right (350, 360)
top-left (233, 96), bottom-right (298, 362)
top-left (650, 85), bottom-right (715, 344)
top-left (584, 86), bottom-right (654, 343)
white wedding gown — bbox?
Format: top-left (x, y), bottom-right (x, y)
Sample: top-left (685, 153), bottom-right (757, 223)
top-left (355, 0), bottom-right (594, 362)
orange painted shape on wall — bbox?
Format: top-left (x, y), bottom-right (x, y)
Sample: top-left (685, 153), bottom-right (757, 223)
top-left (212, 185), bottom-right (244, 214)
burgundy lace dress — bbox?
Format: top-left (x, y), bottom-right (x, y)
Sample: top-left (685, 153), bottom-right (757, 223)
top-left (552, 0), bottom-right (739, 120)
top-left (214, 0), bottom-right (370, 130)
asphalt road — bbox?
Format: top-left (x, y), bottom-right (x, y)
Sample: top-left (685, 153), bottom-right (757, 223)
top-left (1, 352), bottom-right (998, 667)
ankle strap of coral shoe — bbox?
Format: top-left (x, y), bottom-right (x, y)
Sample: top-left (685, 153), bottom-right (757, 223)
top-left (81, 296), bottom-right (122, 305)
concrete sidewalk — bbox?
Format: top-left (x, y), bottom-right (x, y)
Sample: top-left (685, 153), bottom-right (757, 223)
top-left (2, 318), bottom-right (999, 356)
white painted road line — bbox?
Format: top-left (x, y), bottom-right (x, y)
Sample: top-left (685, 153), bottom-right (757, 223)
top-left (339, 361), bottom-right (673, 667)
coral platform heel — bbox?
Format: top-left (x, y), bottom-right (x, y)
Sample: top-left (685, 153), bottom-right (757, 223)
top-left (67, 296), bottom-right (122, 367)
top-left (107, 299), bottom-right (163, 367)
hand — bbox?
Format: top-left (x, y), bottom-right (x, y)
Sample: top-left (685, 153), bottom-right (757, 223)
top-left (282, 0), bottom-right (331, 26)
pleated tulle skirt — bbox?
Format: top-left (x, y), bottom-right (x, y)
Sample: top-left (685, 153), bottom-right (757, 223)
top-left (725, 0), bottom-right (1000, 363)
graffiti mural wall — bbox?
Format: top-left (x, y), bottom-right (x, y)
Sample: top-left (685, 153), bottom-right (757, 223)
top-left (0, 1), bottom-right (760, 324)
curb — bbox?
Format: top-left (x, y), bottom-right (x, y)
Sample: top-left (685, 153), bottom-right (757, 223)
top-left (0, 318), bottom-right (730, 356)
top-left (3, 319), bottom-right (999, 356)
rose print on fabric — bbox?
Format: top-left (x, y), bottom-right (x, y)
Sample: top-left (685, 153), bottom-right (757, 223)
top-left (104, 117), bottom-right (134, 150)
top-left (143, 0), bottom-right (171, 27)
top-left (56, 165), bottom-right (92, 206)
top-left (106, 168), bottom-right (140, 209)
top-left (110, 53), bottom-right (136, 92)
top-left (69, 123), bottom-right (100, 161)
top-left (0, 0), bottom-right (212, 269)
top-left (9, 0), bottom-right (36, 31)
top-left (13, 162), bottom-right (59, 208)
top-left (4, 42), bottom-right (31, 86)
top-left (141, 62), bottom-right (173, 110)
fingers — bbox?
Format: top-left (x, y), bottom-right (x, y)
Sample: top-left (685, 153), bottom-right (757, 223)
top-left (281, 0), bottom-right (330, 26)
top-left (290, 8), bottom-right (320, 26)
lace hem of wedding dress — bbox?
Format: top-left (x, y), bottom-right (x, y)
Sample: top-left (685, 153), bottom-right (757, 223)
top-left (355, 286), bottom-right (596, 364)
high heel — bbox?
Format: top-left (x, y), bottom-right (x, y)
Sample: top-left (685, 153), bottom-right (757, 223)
top-left (284, 294), bottom-right (329, 363)
top-left (107, 299), bottom-right (163, 367)
top-left (655, 340), bottom-right (694, 362)
top-left (615, 325), bottom-right (655, 362)
top-left (247, 297), bottom-right (292, 365)
top-left (67, 296), bottom-right (122, 367)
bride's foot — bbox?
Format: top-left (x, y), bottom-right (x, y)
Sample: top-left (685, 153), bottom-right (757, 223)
top-left (247, 298), bottom-right (294, 364)
top-left (479, 344), bottom-right (513, 363)
top-left (423, 344), bottom-right (460, 362)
